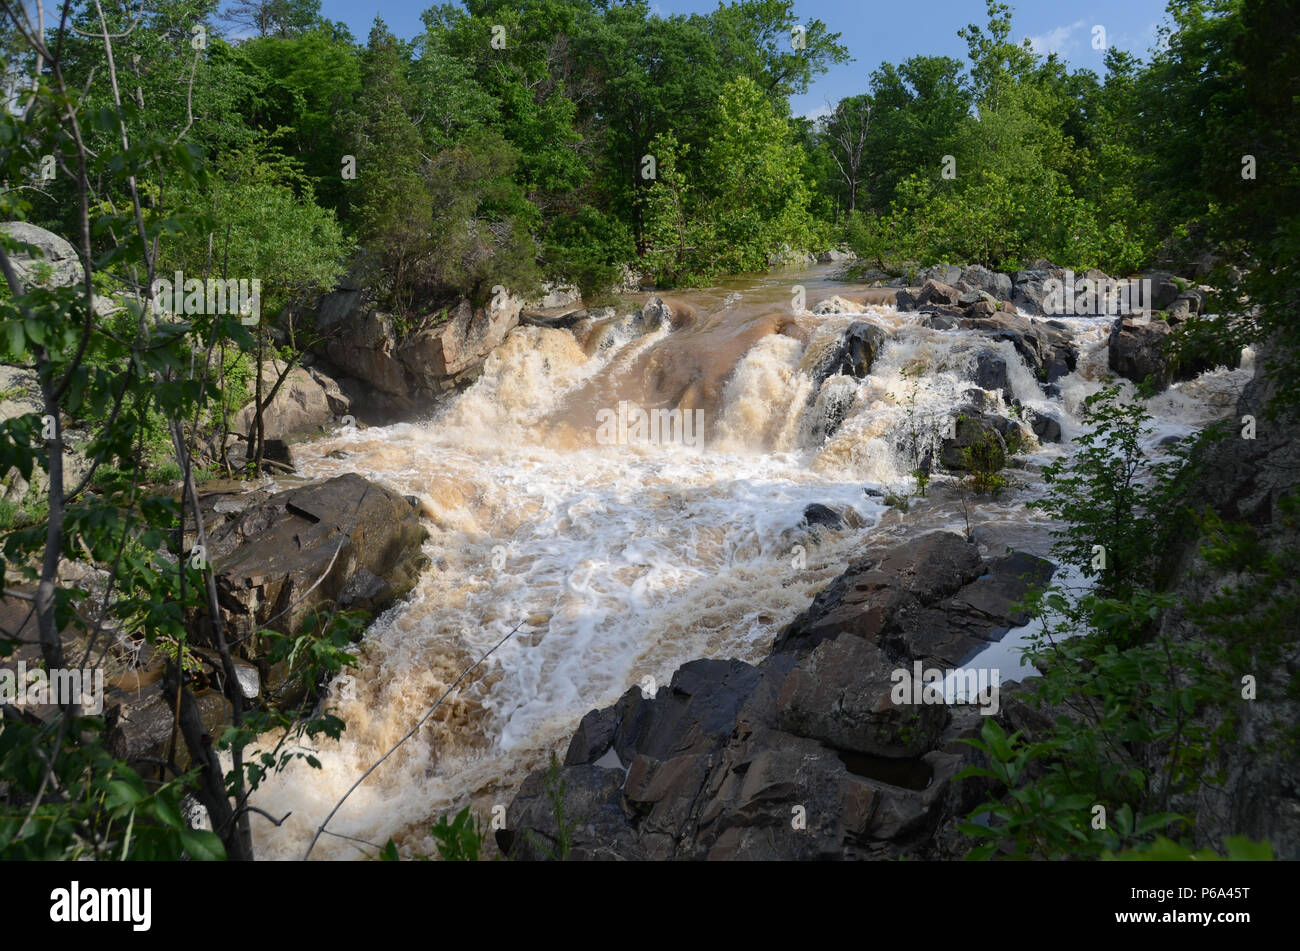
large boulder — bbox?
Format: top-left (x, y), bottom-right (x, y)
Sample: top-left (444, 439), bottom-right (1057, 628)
top-left (971, 350), bottom-right (1013, 405)
top-left (959, 265), bottom-right (1014, 301)
top-left (813, 320), bottom-right (889, 387)
top-left (1108, 316), bottom-right (1173, 390)
top-left (196, 474), bottom-right (428, 664)
top-left (1141, 271), bottom-right (1185, 311)
top-left (776, 636), bottom-right (950, 757)
top-left (311, 291), bottom-right (524, 411)
top-left (1010, 262), bottom-right (1065, 315)
top-left (914, 264), bottom-right (963, 286)
top-left (0, 221), bottom-right (83, 288)
top-left (916, 278), bottom-right (962, 308)
top-left (232, 360), bottom-right (353, 441)
top-left (939, 412), bottom-right (1008, 473)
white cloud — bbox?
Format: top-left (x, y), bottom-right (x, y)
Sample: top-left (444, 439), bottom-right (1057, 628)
top-left (804, 104), bottom-right (832, 122)
top-left (1027, 19), bottom-right (1088, 56)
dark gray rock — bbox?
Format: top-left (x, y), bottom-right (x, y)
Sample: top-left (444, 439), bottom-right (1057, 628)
top-left (802, 503), bottom-right (845, 531)
top-left (971, 350), bottom-right (1012, 404)
top-left (1108, 316), bottom-right (1173, 391)
top-left (501, 530), bottom-right (1058, 860)
top-left (1022, 406), bottom-right (1063, 443)
top-left (939, 412), bottom-right (1007, 473)
top-left (776, 636), bottom-right (950, 757)
top-left (813, 320), bottom-right (889, 387)
top-left (959, 313), bottom-right (1077, 383)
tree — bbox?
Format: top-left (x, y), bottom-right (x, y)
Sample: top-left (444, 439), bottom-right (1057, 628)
top-left (222, 0), bottom-right (321, 38)
top-left (1, 0), bottom-right (350, 862)
top-left (823, 94), bottom-right (871, 214)
top-left (346, 18), bottom-right (434, 314)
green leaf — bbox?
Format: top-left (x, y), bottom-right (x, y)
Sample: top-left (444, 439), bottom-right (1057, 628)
top-left (179, 827), bottom-right (226, 861)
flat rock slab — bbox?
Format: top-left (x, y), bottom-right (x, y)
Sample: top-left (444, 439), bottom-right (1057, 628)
top-left (200, 473), bottom-right (428, 656)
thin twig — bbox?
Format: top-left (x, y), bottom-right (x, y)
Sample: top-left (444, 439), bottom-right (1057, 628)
top-left (303, 619), bottom-right (526, 860)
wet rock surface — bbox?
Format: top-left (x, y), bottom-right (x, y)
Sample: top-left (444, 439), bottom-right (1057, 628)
top-left (502, 531), bottom-right (1056, 860)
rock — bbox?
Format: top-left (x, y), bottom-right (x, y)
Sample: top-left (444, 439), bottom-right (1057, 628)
top-left (1142, 271), bottom-right (1185, 311)
top-left (810, 295), bottom-right (861, 315)
top-left (917, 278), bottom-right (961, 308)
top-left (260, 438), bottom-right (294, 472)
top-left (233, 360), bottom-right (352, 441)
top-left (917, 310), bottom-right (960, 330)
top-left (775, 532), bottom-right (982, 655)
top-left (633, 296), bottom-right (672, 333)
top-left (502, 764), bottom-right (645, 860)
top-left (813, 320), bottom-right (889, 386)
top-left (502, 531), bottom-right (1057, 860)
top-left (1009, 263), bottom-right (1066, 315)
top-left (107, 686), bottom-right (232, 772)
top-left (311, 291), bottom-right (524, 411)
top-left (768, 245), bottom-right (815, 268)
top-left (0, 365), bottom-right (92, 497)
top-left (776, 636), bottom-right (950, 757)
top-left (1165, 289), bottom-right (1207, 326)
top-left (971, 351), bottom-right (1012, 404)
top-left (914, 264), bottom-right (962, 286)
top-left (960, 265), bottom-right (1013, 301)
top-left (197, 474), bottom-right (428, 665)
top-left (1108, 316), bottom-right (1173, 391)
top-left (967, 299), bottom-right (997, 316)
top-left (0, 221), bottom-right (83, 288)
top-left (940, 412), bottom-right (1007, 473)
top-left (894, 289), bottom-right (917, 312)
top-left (817, 249), bottom-right (856, 264)
top-left (959, 312), bottom-right (1077, 383)
top-left (533, 283), bottom-right (581, 310)
top-left (1022, 407), bottom-right (1063, 443)
top-left (802, 503), bottom-right (845, 531)
top-left (520, 309), bottom-right (587, 331)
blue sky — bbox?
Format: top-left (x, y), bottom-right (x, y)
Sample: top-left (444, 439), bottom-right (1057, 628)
top-left (319, 0), bottom-right (1176, 118)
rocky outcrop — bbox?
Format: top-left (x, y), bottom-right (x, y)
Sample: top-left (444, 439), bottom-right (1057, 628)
top-left (958, 312), bottom-right (1077, 384)
top-left (500, 532), bottom-right (1055, 860)
top-left (938, 412), bottom-right (1008, 473)
top-left (193, 474), bottom-right (427, 670)
top-left (309, 291), bottom-right (524, 412)
top-left (1151, 341), bottom-right (1300, 858)
top-left (959, 265), bottom-right (1014, 301)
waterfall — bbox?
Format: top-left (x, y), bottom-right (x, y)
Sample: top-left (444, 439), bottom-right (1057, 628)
top-left (248, 266), bottom-right (1252, 859)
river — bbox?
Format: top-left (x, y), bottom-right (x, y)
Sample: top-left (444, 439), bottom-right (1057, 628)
top-left (247, 264), bottom-right (1250, 859)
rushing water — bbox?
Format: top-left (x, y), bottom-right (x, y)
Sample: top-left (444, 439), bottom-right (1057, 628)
top-left (248, 265), bottom-right (1251, 859)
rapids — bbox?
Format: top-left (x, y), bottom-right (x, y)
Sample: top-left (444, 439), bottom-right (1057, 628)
top-left (248, 265), bottom-right (1251, 859)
